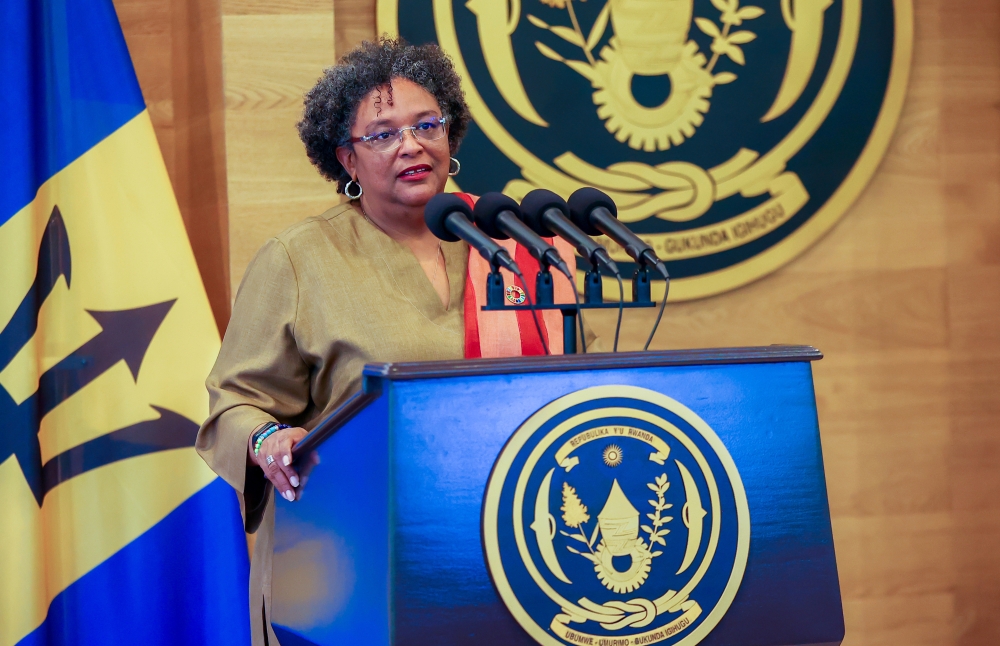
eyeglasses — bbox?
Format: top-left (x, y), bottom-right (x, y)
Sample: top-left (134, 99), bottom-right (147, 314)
top-left (347, 116), bottom-right (449, 154)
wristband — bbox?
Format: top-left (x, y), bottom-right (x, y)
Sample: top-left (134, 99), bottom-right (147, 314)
top-left (252, 422), bottom-right (290, 456)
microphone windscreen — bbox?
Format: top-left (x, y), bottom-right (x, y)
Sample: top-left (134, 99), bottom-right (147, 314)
top-left (472, 192), bottom-right (520, 239)
top-left (568, 187), bottom-right (617, 236)
top-left (520, 189), bottom-right (567, 237)
top-left (424, 193), bottom-right (472, 242)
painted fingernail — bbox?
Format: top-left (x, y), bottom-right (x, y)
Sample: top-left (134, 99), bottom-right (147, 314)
top-left (284, 490), bottom-right (295, 502)
top-left (290, 475), bottom-right (300, 487)
top-left (283, 455), bottom-right (291, 466)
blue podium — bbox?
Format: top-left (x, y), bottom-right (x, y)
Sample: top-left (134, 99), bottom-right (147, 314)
top-left (269, 347), bottom-right (844, 646)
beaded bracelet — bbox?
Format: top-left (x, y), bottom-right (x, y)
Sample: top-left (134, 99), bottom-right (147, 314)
top-left (252, 422), bottom-right (291, 456)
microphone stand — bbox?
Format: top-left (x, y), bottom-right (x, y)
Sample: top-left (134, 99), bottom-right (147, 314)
top-left (583, 264), bottom-right (603, 305)
top-left (535, 266), bottom-right (555, 306)
top-left (485, 267), bottom-right (505, 308)
top-left (480, 268), bottom-right (656, 354)
top-left (533, 256), bottom-right (569, 350)
top-left (632, 265), bottom-right (652, 303)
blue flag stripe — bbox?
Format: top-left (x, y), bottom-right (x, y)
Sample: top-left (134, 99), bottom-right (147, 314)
top-left (15, 479), bottom-right (250, 646)
top-left (0, 0), bottom-right (146, 226)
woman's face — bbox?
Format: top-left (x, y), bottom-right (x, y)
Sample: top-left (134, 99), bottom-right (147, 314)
top-left (336, 78), bottom-right (452, 214)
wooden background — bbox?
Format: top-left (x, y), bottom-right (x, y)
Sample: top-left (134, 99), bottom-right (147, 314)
top-left (115, 0), bottom-right (232, 332)
top-left (115, 0), bottom-right (999, 644)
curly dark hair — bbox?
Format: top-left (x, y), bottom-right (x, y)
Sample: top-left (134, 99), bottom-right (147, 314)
top-left (297, 37), bottom-right (471, 193)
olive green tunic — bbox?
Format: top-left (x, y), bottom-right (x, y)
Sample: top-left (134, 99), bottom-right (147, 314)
top-left (195, 201), bottom-right (469, 646)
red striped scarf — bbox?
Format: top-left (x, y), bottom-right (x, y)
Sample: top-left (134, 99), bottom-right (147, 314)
top-left (454, 193), bottom-right (576, 358)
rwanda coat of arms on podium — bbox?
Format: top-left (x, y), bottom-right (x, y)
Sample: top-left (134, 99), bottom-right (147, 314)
top-left (482, 386), bottom-right (750, 645)
top-left (379, 0), bottom-right (911, 299)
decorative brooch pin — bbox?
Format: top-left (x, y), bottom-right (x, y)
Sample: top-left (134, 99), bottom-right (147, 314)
top-left (505, 285), bottom-right (527, 305)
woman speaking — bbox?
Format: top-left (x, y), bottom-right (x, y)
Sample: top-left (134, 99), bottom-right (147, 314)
top-left (196, 37), bottom-right (580, 644)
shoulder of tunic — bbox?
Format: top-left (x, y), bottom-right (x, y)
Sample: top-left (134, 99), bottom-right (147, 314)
top-left (272, 201), bottom-right (357, 246)
top-left (266, 201), bottom-right (366, 267)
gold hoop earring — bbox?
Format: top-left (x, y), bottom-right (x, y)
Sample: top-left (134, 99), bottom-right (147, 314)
top-left (448, 157), bottom-right (461, 177)
top-left (344, 179), bottom-right (363, 199)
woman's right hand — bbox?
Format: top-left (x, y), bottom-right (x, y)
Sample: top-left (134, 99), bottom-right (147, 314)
top-left (248, 427), bottom-right (309, 502)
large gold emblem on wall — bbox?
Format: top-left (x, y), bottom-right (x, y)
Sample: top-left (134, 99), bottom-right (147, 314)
top-left (379, 0), bottom-right (912, 299)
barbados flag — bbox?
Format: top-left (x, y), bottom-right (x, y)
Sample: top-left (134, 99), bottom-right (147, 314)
top-left (1, 1), bottom-right (251, 644)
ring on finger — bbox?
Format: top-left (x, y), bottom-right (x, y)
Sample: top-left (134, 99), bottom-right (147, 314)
top-left (266, 454), bottom-right (275, 466)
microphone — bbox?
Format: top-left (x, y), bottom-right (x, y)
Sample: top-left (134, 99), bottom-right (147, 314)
top-left (473, 192), bottom-right (572, 280)
top-left (519, 189), bottom-right (619, 275)
top-left (425, 193), bottom-right (521, 275)
top-left (568, 187), bottom-right (668, 279)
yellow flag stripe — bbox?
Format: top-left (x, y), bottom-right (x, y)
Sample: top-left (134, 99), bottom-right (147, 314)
top-left (0, 111), bottom-right (225, 643)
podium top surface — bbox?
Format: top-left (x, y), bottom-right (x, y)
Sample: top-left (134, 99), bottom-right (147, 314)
top-left (363, 345), bottom-right (822, 383)
top-left (290, 345), bottom-right (821, 463)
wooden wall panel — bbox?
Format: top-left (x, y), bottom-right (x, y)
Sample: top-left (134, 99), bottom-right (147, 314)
top-left (115, 0), bottom-right (231, 334)
top-left (221, 0), bottom-right (340, 296)
top-left (334, 0), bottom-right (377, 58)
top-left (218, 0), bottom-right (999, 644)
top-left (941, 0), bottom-right (1000, 642)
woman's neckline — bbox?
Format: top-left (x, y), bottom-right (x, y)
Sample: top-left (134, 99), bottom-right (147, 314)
top-left (354, 199), bottom-right (453, 311)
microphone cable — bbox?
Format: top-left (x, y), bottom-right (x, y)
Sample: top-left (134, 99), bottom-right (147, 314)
top-left (613, 273), bottom-right (624, 352)
top-left (643, 275), bottom-right (669, 351)
top-left (513, 269), bottom-right (550, 356)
